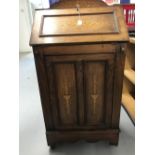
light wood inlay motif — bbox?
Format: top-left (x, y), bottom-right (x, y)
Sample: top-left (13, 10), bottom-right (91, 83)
top-left (85, 62), bottom-right (105, 125)
top-left (63, 80), bottom-right (71, 115)
top-left (54, 63), bottom-right (77, 125)
top-left (63, 95), bottom-right (71, 115)
top-left (91, 75), bottom-right (98, 114)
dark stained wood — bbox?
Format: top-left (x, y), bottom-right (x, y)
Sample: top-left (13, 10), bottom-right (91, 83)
top-left (45, 54), bottom-right (114, 62)
top-left (45, 62), bottom-right (60, 128)
top-left (30, 5), bottom-right (128, 148)
top-left (51, 0), bottom-right (107, 9)
top-left (33, 47), bottom-right (54, 130)
top-left (84, 62), bottom-right (105, 125)
top-left (30, 6), bottom-right (129, 46)
top-left (37, 44), bottom-right (116, 56)
top-left (45, 53), bottom-right (114, 130)
top-left (54, 63), bottom-right (78, 125)
top-left (46, 129), bottom-right (119, 145)
top-left (40, 12), bottom-right (119, 37)
top-left (76, 61), bottom-right (85, 125)
top-left (112, 45), bottom-right (126, 128)
top-left (105, 59), bottom-right (115, 127)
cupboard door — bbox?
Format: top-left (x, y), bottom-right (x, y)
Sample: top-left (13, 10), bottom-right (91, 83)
top-left (45, 61), bottom-right (78, 128)
top-left (84, 62), bottom-right (105, 125)
top-left (83, 59), bottom-right (114, 127)
top-left (54, 63), bottom-right (77, 125)
top-left (45, 53), bottom-right (114, 129)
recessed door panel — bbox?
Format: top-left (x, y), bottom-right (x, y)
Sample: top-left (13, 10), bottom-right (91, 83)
top-left (54, 63), bottom-right (77, 125)
top-left (84, 62), bottom-right (105, 125)
top-left (45, 53), bottom-right (114, 129)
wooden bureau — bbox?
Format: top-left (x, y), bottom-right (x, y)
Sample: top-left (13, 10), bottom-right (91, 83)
top-left (30, 6), bottom-right (129, 149)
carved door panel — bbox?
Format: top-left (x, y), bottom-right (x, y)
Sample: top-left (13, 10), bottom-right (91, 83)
top-left (45, 54), bottom-right (114, 129)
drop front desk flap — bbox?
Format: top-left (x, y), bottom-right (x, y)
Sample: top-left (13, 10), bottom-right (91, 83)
top-left (30, 6), bottom-right (129, 148)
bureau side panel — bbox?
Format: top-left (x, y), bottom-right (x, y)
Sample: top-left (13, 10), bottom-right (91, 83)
top-left (33, 47), bottom-right (54, 130)
top-left (112, 45), bottom-right (126, 128)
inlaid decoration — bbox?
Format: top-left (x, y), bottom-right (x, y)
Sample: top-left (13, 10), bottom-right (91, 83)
top-left (63, 80), bottom-right (71, 115)
top-left (54, 63), bottom-right (77, 125)
top-left (91, 75), bottom-right (98, 114)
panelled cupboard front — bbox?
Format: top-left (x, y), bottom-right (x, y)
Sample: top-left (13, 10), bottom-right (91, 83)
top-left (45, 52), bottom-right (114, 128)
top-left (30, 6), bottom-right (129, 149)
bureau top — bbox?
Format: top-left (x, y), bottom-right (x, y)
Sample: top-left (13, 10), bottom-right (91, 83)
top-left (30, 6), bottom-right (129, 46)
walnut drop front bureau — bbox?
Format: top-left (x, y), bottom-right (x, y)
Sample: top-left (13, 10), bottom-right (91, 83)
top-left (30, 6), bottom-right (129, 149)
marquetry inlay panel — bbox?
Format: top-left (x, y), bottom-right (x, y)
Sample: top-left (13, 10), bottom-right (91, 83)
top-left (91, 75), bottom-right (98, 114)
top-left (84, 62), bottom-right (105, 125)
top-left (63, 79), bottom-right (71, 116)
top-left (54, 63), bottom-right (77, 125)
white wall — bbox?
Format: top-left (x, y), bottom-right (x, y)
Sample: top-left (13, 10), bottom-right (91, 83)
top-left (19, 0), bottom-right (50, 52)
top-left (19, 0), bottom-right (32, 52)
top-left (130, 0), bottom-right (135, 3)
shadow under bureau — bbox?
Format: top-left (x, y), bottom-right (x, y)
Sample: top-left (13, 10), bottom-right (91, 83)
top-left (30, 6), bottom-right (129, 149)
